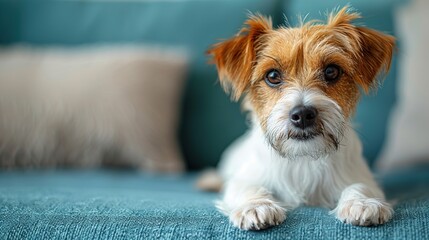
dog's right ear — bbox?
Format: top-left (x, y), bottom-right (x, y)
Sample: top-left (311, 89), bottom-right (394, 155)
top-left (207, 14), bottom-right (272, 101)
top-left (327, 7), bottom-right (395, 93)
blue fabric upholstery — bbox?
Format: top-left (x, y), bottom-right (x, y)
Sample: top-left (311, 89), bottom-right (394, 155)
top-left (1, 170), bottom-right (428, 239)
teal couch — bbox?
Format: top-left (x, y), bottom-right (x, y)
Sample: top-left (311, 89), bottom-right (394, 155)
top-left (1, 170), bottom-right (428, 239)
top-left (1, 0), bottom-right (428, 239)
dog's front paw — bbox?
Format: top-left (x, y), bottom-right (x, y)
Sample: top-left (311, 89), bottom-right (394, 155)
top-left (334, 198), bottom-right (393, 226)
top-left (229, 200), bottom-right (286, 230)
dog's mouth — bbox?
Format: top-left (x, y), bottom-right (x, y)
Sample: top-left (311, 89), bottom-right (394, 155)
top-left (288, 131), bottom-right (321, 141)
top-left (267, 124), bottom-right (343, 159)
top-left (286, 128), bottom-right (340, 151)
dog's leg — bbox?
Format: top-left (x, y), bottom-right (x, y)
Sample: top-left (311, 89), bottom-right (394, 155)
top-left (218, 181), bottom-right (286, 230)
top-left (332, 183), bottom-right (393, 226)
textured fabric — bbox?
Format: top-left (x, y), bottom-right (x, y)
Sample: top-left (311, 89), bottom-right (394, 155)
top-left (1, 170), bottom-right (428, 239)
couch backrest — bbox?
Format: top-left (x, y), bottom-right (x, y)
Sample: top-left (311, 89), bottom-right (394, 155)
top-left (0, 0), bottom-right (401, 169)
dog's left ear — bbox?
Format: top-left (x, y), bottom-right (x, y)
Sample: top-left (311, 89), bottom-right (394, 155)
top-left (328, 7), bottom-right (395, 93)
top-left (354, 27), bottom-right (395, 93)
top-left (207, 14), bottom-right (272, 101)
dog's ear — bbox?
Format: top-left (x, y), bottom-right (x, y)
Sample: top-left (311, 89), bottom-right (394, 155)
top-left (328, 7), bottom-right (395, 93)
top-left (207, 14), bottom-right (272, 101)
top-left (353, 27), bottom-right (395, 93)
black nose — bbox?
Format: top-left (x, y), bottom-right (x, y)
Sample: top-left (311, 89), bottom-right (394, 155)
top-left (289, 106), bottom-right (318, 129)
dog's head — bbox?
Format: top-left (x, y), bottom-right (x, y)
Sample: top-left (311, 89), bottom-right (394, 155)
top-left (208, 7), bottom-right (395, 159)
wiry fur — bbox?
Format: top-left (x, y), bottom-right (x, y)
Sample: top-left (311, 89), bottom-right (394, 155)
top-left (205, 7), bottom-right (395, 230)
top-left (265, 88), bottom-right (346, 159)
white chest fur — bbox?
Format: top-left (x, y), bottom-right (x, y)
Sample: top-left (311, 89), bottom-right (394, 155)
top-left (218, 124), bottom-right (377, 209)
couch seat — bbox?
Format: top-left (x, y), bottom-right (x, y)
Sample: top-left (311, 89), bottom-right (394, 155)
top-left (1, 169), bottom-right (428, 239)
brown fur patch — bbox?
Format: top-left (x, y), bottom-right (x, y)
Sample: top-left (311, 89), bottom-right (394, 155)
top-left (207, 15), bottom-right (273, 101)
top-left (353, 27), bottom-right (395, 93)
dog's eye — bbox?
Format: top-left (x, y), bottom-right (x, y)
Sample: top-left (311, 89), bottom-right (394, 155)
top-left (323, 64), bottom-right (342, 83)
top-left (265, 69), bottom-right (282, 87)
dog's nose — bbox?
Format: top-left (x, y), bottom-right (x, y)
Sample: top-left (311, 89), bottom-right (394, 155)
top-left (289, 106), bottom-right (318, 129)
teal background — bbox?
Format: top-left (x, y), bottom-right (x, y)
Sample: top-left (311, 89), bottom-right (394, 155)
top-left (0, 0), bottom-right (403, 169)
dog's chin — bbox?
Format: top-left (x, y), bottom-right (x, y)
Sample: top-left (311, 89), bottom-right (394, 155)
top-left (268, 131), bottom-right (340, 160)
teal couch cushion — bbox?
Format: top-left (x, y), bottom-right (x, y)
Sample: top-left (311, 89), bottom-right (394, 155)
top-left (1, 170), bottom-right (428, 239)
top-left (0, 0), bottom-right (284, 170)
top-left (283, 0), bottom-right (405, 166)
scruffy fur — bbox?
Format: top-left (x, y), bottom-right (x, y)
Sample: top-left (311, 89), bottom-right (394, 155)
top-left (205, 7), bottom-right (395, 230)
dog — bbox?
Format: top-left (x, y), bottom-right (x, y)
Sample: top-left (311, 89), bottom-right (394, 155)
top-left (202, 7), bottom-right (395, 230)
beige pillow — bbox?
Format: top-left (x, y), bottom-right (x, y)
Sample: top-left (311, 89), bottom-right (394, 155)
top-left (0, 46), bottom-right (188, 172)
top-left (376, 0), bottom-right (429, 171)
